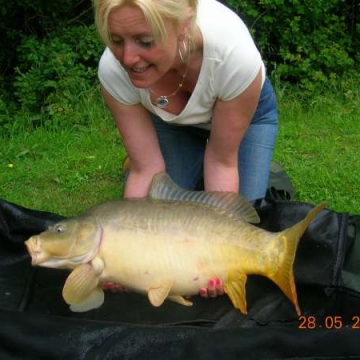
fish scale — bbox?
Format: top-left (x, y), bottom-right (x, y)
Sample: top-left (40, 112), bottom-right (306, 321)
top-left (25, 172), bottom-right (327, 315)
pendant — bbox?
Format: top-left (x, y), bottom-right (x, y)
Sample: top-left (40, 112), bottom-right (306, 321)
top-left (156, 96), bottom-right (169, 109)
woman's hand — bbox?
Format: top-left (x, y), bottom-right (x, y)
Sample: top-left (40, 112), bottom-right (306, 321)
top-left (101, 282), bottom-right (130, 293)
top-left (199, 278), bottom-right (224, 298)
top-left (102, 279), bottom-right (225, 298)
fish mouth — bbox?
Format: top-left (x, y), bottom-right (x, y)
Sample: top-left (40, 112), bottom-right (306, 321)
top-left (25, 236), bottom-right (50, 266)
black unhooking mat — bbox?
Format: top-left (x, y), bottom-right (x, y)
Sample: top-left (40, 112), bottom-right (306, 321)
top-left (1, 197), bottom-right (360, 360)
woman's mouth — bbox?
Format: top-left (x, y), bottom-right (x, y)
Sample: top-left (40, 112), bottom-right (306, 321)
top-left (126, 65), bottom-right (154, 87)
top-left (131, 65), bottom-right (151, 74)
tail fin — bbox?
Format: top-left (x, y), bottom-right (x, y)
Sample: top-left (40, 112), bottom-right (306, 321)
top-left (268, 202), bottom-right (327, 316)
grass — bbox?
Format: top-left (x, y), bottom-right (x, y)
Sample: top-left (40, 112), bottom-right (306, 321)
top-left (1, 78), bottom-right (359, 216)
top-left (273, 78), bottom-right (360, 213)
top-left (1, 89), bottom-right (127, 216)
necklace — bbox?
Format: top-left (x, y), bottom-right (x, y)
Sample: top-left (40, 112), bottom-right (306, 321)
top-left (148, 43), bottom-right (190, 109)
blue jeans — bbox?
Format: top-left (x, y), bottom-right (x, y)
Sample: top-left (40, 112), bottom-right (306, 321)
top-left (150, 78), bottom-right (278, 201)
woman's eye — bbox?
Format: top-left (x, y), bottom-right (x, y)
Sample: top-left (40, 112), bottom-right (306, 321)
top-left (110, 36), bottom-right (154, 49)
top-left (111, 37), bottom-right (123, 46)
top-left (136, 38), bottom-right (154, 49)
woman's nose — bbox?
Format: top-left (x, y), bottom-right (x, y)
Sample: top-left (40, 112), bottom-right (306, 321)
top-left (122, 42), bottom-right (140, 66)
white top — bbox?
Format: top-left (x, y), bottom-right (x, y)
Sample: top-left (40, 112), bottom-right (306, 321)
top-left (98, 0), bottom-right (265, 129)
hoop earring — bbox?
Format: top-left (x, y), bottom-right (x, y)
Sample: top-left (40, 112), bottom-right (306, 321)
top-left (178, 39), bottom-right (188, 64)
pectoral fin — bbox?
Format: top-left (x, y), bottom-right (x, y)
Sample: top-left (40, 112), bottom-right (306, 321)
top-left (70, 287), bottom-right (104, 312)
top-left (63, 263), bottom-right (99, 305)
top-left (224, 272), bottom-right (248, 314)
top-left (148, 279), bottom-right (173, 307)
top-left (168, 295), bottom-right (193, 306)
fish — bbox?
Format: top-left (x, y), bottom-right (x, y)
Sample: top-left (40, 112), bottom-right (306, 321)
top-left (25, 172), bottom-right (326, 315)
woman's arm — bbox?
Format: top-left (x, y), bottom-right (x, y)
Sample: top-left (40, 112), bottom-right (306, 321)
top-left (204, 69), bottom-right (262, 193)
top-left (101, 86), bottom-right (166, 198)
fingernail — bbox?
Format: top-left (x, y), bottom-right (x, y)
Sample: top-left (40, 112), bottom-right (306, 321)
top-left (209, 291), bottom-right (217, 298)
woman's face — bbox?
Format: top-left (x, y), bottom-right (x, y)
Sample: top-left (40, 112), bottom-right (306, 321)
top-left (108, 5), bottom-right (182, 88)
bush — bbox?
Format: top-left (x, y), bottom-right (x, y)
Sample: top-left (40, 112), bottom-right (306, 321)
top-left (12, 25), bottom-right (103, 126)
top-left (226, 0), bottom-right (359, 89)
top-left (0, 0), bottom-right (93, 76)
top-left (1, 0), bottom-right (359, 132)
top-left (0, 0), bottom-right (100, 129)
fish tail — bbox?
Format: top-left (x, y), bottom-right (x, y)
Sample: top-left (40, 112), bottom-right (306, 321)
top-left (268, 202), bottom-right (327, 316)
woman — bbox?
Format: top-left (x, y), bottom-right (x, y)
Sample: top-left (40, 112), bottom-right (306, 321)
top-left (93, 0), bottom-right (278, 296)
top-left (94, 0), bottom-right (278, 200)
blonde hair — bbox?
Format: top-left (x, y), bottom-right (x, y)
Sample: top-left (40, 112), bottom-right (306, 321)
top-left (93, 0), bottom-right (198, 48)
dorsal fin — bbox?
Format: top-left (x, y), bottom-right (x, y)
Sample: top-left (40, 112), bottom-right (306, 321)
top-left (149, 172), bottom-right (260, 224)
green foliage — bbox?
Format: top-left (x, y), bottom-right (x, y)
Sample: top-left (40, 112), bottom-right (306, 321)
top-left (272, 76), bottom-right (360, 213)
top-left (1, 0), bottom-right (359, 132)
top-left (226, 0), bottom-right (359, 89)
top-left (0, 88), bottom-right (126, 216)
top-left (1, 80), bottom-right (359, 215)
top-left (0, 0), bottom-right (93, 74)
top-left (0, 0), bottom-right (101, 130)
top-left (11, 25), bottom-right (103, 127)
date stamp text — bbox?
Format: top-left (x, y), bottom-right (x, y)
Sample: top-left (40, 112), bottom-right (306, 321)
top-left (299, 315), bottom-right (360, 330)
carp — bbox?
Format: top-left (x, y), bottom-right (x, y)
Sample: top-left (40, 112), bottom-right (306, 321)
top-left (25, 173), bottom-right (326, 315)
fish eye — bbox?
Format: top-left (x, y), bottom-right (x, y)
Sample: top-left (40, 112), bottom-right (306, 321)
top-left (54, 224), bottom-right (65, 233)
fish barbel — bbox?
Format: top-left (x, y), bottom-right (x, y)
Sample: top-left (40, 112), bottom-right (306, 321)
top-left (25, 173), bottom-right (326, 315)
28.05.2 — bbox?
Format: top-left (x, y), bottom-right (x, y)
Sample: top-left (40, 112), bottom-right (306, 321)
top-left (299, 315), bottom-right (360, 330)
